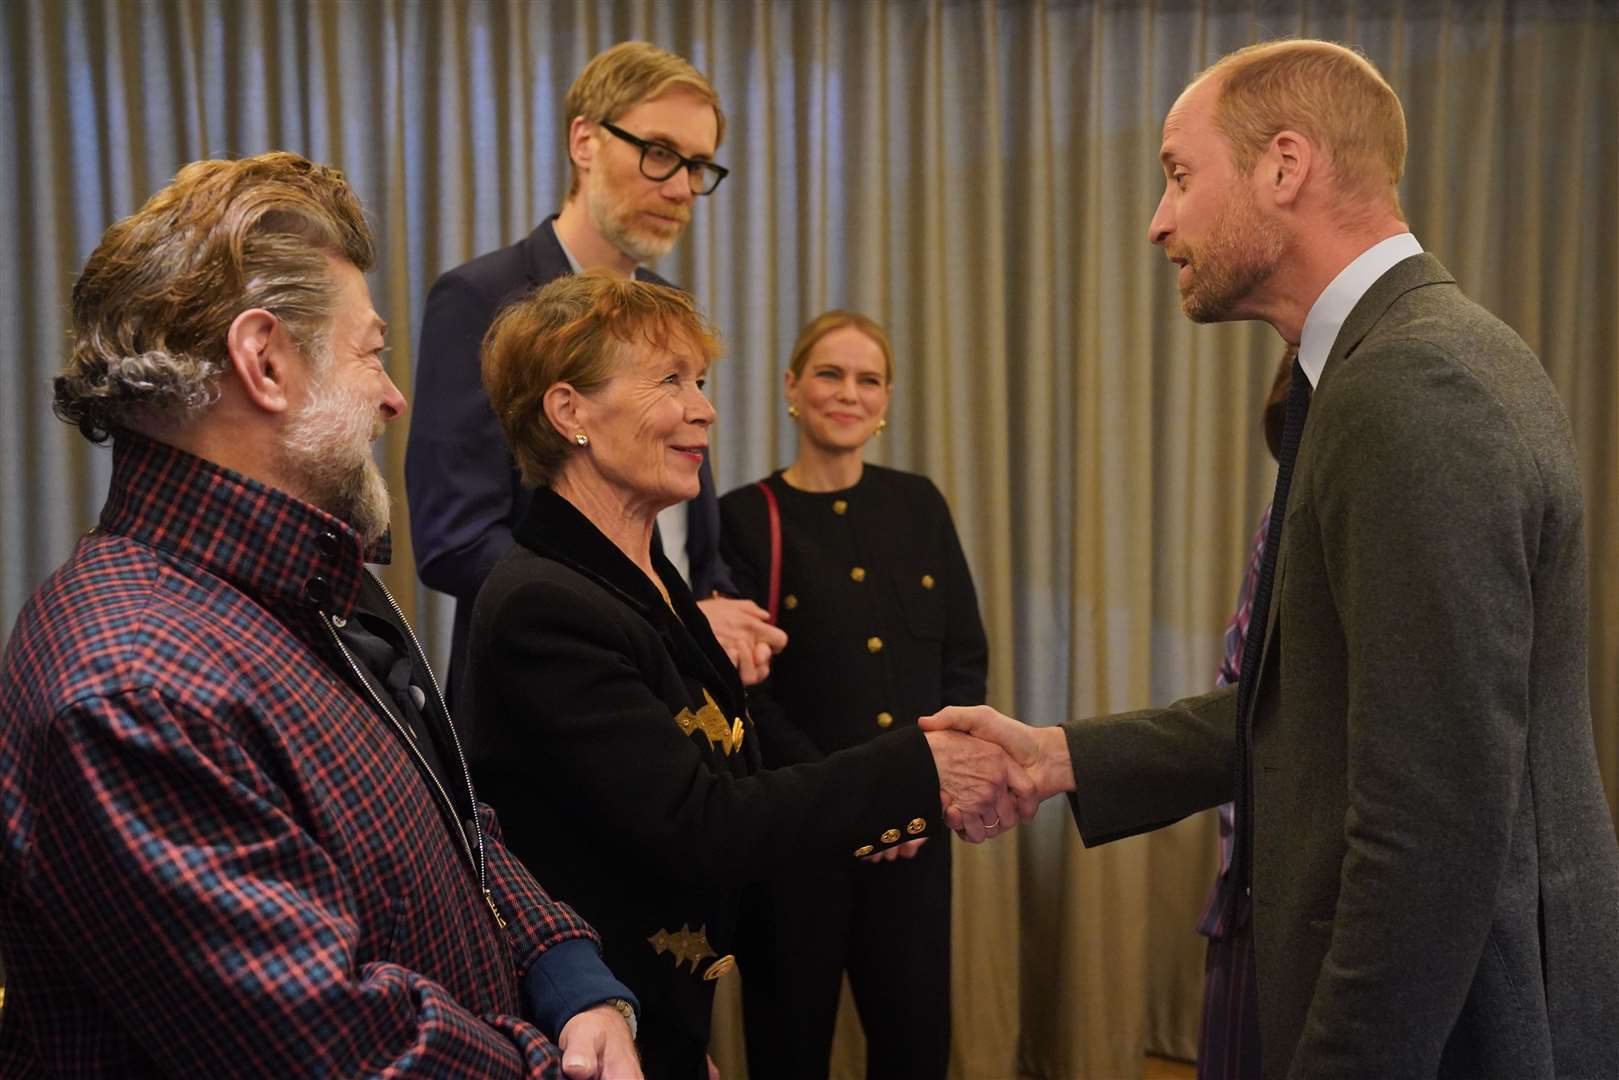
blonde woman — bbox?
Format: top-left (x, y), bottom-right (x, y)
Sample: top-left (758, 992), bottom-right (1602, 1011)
top-left (720, 312), bottom-right (987, 1078)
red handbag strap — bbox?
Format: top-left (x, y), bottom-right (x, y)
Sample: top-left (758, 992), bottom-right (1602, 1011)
top-left (755, 480), bottom-right (782, 624)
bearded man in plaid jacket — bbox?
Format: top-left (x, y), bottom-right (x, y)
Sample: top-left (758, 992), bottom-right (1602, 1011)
top-left (0, 152), bottom-right (641, 1078)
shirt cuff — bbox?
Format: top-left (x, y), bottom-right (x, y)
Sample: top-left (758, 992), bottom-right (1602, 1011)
top-left (520, 937), bottom-right (639, 1037)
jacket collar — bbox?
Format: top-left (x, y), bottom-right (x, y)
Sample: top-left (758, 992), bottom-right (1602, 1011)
top-left (1323, 252), bottom-right (1455, 376)
top-left (513, 486), bottom-right (742, 710)
top-left (99, 432), bottom-right (384, 624)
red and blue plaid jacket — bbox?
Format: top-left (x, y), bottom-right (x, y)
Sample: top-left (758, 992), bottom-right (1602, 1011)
top-left (0, 434), bottom-right (596, 1077)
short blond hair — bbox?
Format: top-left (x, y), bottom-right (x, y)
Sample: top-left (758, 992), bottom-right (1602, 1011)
top-left (1201, 39), bottom-right (1406, 214)
top-left (787, 310), bottom-right (895, 384)
top-left (564, 41), bottom-right (725, 197)
top-left (483, 271), bottom-right (722, 486)
top-left (55, 152), bottom-right (373, 443)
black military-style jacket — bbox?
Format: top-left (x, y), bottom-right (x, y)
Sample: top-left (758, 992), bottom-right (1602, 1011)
top-left (720, 465), bottom-right (988, 766)
top-left (459, 487), bottom-right (941, 1078)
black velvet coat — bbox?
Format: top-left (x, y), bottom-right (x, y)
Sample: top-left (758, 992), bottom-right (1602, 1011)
top-left (458, 488), bottom-right (942, 1078)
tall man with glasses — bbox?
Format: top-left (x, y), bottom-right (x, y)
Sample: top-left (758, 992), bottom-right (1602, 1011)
top-left (407, 41), bottom-right (785, 703)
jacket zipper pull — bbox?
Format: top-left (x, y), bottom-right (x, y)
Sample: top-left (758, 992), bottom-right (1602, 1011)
top-left (484, 889), bottom-right (507, 930)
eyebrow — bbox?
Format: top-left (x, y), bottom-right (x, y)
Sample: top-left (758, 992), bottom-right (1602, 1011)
top-left (637, 129), bottom-right (713, 161)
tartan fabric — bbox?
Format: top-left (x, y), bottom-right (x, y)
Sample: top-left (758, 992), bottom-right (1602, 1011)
top-left (1194, 505), bottom-right (1271, 1080)
top-left (1196, 504), bottom-right (1272, 940)
top-left (0, 433), bottom-right (596, 1077)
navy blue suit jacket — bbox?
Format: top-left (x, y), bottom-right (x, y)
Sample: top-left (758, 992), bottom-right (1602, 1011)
top-left (405, 216), bottom-right (734, 695)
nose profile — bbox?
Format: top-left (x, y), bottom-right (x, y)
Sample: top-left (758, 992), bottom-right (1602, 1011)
top-left (1148, 185), bottom-right (1178, 247)
top-left (380, 374), bottom-right (408, 421)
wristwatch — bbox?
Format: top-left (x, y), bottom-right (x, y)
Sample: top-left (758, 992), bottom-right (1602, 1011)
top-left (604, 997), bottom-right (638, 1039)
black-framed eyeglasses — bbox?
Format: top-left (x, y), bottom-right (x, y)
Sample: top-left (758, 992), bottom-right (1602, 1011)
top-left (599, 120), bottom-right (729, 195)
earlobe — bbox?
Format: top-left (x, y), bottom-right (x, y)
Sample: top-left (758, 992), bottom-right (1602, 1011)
top-left (225, 308), bottom-right (294, 414)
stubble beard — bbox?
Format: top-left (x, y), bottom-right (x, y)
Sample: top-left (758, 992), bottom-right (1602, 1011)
top-left (1179, 185), bottom-right (1288, 324)
top-left (279, 361), bottom-right (392, 546)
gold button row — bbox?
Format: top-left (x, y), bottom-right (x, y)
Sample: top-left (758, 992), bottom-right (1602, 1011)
top-left (852, 817), bottom-right (929, 857)
top-left (832, 499), bottom-right (848, 515)
top-left (784, 594), bottom-right (798, 610)
top-left (921, 573), bottom-right (935, 589)
top-left (876, 711), bottom-right (893, 728)
top-left (850, 566), bottom-right (866, 582)
top-left (866, 636), bottom-right (883, 653)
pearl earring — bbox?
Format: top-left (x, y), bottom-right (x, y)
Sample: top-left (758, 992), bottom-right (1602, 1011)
top-left (876, 419), bottom-right (888, 434)
top-left (788, 405), bottom-right (800, 419)
top-left (575, 432), bottom-right (589, 446)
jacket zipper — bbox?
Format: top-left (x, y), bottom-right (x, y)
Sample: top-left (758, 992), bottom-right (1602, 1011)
top-left (319, 611), bottom-right (502, 929)
top-left (371, 584), bottom-right (502, 929)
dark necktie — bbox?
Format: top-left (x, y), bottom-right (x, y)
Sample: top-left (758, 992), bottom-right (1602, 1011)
top-left (1227, 358), bottom-right (1312, 919)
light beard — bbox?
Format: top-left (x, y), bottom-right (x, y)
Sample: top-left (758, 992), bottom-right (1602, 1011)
top-left (1178, 184), bottom-right (1288, 324)
top-left (278, 373), bottom-right (392, 545)
top-left (587, 178), bottom-right (688, 264)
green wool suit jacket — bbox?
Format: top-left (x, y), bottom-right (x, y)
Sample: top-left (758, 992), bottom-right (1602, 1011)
top-left (1065, 254), bottom-right (1619, 1080)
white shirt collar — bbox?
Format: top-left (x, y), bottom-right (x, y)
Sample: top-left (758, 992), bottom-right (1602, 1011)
top-left (1297, 232), bottom-right (1423, 388)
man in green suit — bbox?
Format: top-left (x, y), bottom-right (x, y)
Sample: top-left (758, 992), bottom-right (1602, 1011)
top-left (927, 38), bottom-right (1619, 1080)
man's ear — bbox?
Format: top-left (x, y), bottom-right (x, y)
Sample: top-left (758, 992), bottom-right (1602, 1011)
top-left (544, 382), bottom-right (587, 444)
top-left (1265, 129), bottom-right (1313, 208)
top-left (225, 308), bottom-right (298, 414)
top-left (568, 116), bottom-right (598, 177)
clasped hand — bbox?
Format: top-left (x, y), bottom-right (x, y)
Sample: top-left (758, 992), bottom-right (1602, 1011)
top-left (919, 705), bottom-right (1072, 842)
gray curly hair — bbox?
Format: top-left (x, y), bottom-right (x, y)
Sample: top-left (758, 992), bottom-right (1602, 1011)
top-left (55, 151), bottom-right (374, 443)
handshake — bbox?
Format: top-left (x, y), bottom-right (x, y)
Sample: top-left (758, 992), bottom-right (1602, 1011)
top-left (918, 706), bottom-right (1075, 842)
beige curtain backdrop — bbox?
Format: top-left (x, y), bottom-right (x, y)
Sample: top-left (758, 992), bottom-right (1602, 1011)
top-left (2, 1), bottom-right (1616, 1076)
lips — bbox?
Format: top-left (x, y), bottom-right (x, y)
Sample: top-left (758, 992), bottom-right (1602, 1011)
top-left (644, 211), bottom-right (689, 229)
top-left (669, 443), bottom-right (707, 460)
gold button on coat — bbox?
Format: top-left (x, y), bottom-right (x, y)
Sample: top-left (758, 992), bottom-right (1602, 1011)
top-left (907, 817), bottom-right (927, 835)
top-left (866, 636), bottom-right (884, 654)
top-left (921, 574), bottom-right (936, 589)
top-left (784, 594), bottom-right (799, 609)
top-left (703, 954), bottom-right (737, 980)
top-left (854, 844), bottom-right (875, 857)
top-left (832, 499), bottom-right (848, 514)
top-left (881, 828), bottom-right (901, 844)
top-left (850, 566), bottom-right (866, 582)
top-left (876, 711), bottom-right (894, 728)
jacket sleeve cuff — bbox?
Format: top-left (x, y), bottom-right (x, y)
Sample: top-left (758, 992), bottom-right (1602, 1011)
top-left (519, 937), bottom-right (639, 1038)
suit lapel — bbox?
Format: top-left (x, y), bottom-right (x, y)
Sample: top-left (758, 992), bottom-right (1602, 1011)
top-left (1248, 252), bottom-right (1457, 719)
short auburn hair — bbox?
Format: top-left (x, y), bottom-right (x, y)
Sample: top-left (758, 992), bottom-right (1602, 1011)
top-left (483, 271), bottom-right (722, 486)
top-left (1201, 39), bottom-right (1406, 215)
top-left (55, 151), bottom-right (373, 443)
top-left (786, 310), bottom-right (895, 384)
top-left (564, 41), bottom-right (725, 197)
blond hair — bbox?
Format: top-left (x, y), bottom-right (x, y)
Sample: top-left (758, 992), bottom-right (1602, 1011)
top-left (1201, 39), bottom-right (1406, 215)
top-left (55, 152), bottom-right (373, 443)
top-left (564, 41), bottom-right (724, 197)
top-left (787, 310), bottom-right (895, 384)
top-left (483, 271), bottom-right (722, 486)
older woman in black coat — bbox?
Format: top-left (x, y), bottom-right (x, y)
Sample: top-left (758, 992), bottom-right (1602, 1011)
top-left (458, 272), bottom-right (1030, 1079)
